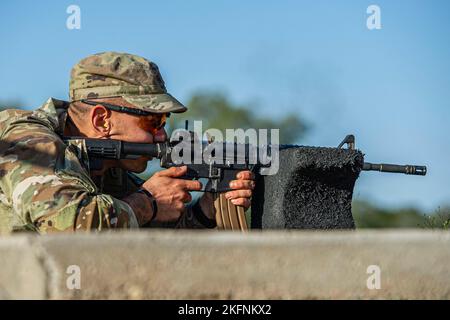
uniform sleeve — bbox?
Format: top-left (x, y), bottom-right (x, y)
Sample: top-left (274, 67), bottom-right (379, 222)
top-left (0, 121), bottom-right (138, 233)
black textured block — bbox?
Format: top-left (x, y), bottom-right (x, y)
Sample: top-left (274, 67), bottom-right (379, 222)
top-left (251, 146), bottom-right (363, 229)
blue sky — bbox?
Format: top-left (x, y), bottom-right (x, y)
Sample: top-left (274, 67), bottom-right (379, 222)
top-left (1, 0), bottom-right (449, 211)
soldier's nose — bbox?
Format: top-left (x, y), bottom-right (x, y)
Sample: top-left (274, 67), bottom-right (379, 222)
top-left (154, 128), bottom-right (167, 142)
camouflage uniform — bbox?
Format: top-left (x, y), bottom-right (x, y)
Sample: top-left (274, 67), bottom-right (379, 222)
top-left (0, 52), bottom-right (215, 234)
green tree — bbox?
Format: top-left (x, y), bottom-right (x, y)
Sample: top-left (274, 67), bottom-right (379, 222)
top-left (169, 91), bottom-right (307, 144)
top-left (352, 200), bottom-right (424, 228)
top-left (421, 207), bottom-right (450, 230)
top-left (0, 100), bottom-right (23, 111)
top-left (353, 200), bottom-right (450, 229)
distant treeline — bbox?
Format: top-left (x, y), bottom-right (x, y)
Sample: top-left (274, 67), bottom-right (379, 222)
top-left (353, 200), bottom-right (450, 229)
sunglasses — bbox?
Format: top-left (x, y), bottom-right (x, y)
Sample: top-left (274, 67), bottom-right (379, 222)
top-left (81, 99), bottom-right (169, 134)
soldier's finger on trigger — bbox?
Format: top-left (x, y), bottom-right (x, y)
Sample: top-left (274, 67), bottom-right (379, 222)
top-left (181, 192), bottom-right (192, 203)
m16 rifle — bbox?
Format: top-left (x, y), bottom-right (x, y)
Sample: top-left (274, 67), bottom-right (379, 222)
top-left (64, 132), bottom-right (426, 230)
top-left (65, 134), bottom-right (426, 186)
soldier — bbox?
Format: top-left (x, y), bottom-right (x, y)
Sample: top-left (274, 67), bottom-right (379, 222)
top-left (0, 52), bottom-right (254, 233)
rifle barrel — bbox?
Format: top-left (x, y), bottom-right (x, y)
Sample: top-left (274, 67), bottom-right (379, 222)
top-left (363, 162), bottom-right (427, 176)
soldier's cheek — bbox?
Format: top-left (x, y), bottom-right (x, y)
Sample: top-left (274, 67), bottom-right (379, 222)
top-left (126, 128), bottom-right (154, 144)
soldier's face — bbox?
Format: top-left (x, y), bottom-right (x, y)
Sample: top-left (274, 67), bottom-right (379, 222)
top-left (107, 111), bottom-right (168, 173)
top-left (80, 97), bottom-right (169, 173)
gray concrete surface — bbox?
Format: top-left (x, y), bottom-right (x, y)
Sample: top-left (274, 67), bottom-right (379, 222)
top-left (0, 230), bottom-right (449, 299)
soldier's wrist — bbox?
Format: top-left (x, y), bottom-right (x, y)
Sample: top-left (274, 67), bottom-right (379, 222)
top-left (136, 188), bottom-right (158, 223)
top-left (124, 191), bottom-right (157, 226)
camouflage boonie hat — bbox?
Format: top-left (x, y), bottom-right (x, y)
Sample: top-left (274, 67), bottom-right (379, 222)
top-left (69, 52), bottom-right (187, 113)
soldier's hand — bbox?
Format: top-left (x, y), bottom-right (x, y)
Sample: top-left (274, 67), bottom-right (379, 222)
top-left (224, 170), bottom-right (255, 210)
top-left (142, 166), bottom-right (202, 222)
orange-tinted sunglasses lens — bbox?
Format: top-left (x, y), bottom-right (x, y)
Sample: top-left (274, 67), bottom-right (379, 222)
top-left (138, 113), bottom-right (167, 135)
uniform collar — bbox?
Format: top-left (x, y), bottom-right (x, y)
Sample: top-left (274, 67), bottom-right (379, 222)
top-left (36, 97), bottom-right (70, 136)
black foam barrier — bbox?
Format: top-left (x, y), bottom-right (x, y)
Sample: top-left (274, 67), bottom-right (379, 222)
top-left (251, 146), bottom-right (364, 229)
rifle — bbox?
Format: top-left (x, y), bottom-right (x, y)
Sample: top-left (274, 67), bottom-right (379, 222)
top-left (63, 133), bottom-right (426, 230)
top-left (337, 134), bottom-right (426, 175)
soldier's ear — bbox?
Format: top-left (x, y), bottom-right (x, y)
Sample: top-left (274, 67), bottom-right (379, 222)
top-left (91, 105), bottom-right (111, 136)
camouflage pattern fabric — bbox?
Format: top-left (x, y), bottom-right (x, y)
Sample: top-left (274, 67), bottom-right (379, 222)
top-left (0, 98), bottom-right (210, 234)
top-left (69, 51), bottom-right (186, 113)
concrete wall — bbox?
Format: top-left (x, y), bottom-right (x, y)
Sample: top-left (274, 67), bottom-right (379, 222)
top-left (0, 230), bottom-right (449, 299)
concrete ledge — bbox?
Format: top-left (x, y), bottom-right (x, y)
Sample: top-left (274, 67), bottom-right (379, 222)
top-left (1, 230), bottom-right (449, 299)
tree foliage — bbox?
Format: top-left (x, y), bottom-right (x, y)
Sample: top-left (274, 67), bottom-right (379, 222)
top-left (0, 100), bottom-right (23, 111)
top-left (168, 91), bottom-right (307, 144)
top-left (353, 200), bottom-right (450, 229)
